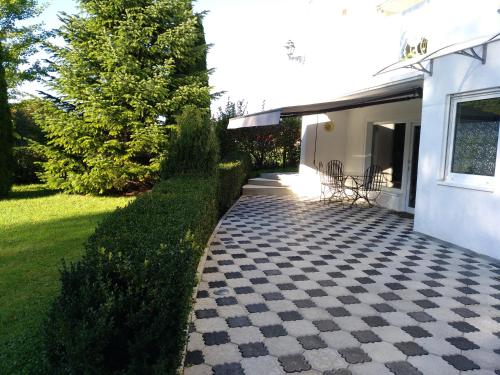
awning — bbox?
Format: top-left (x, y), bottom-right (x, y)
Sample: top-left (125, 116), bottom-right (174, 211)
top-left (227, 109), bottom-right (281, 129)
top-left (227, 78), bottom-right (423, 129)
top-left (375, 32), bottom-right (500, 76)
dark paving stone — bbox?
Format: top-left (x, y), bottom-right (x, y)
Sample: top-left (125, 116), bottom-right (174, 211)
top-left (277, 283), bottom-right (297, 290)
top-left (418, 289), bottom-right (441, 297)
top-left (226, 316), bottom-right (252, 328)
top-left (446, 336), bottom-right (480, 350)
top-left (313, 319), bottom-right (340, 332)
top-left (351, 330), bottom-right (381, 343)
top-left (386, 283), bottom-right (406, 290)
top-left (408, 311), bottom-right (435, 322)
top-left (209, 280), bottom-right (227, 288)
top-left (278, 310), bottom-right (303, 321)
top-left (185, 350), bottom-right (204, 366)
top-left (449, 321), bottom-right (479, 333)
top-left (356, 277), bottom-right (375, 284)
top-left (216, 296), bottom-right (238, 306)
top-left (456, 286), bottom-right (480, 295)
top-left (402, 325), bottom-right (432, 338)
top-left (442, 354), bottom-right (480, 371)
top-left (203, 331), bottom-right (230, 346)
top-left (238, 342), bottom-right (269, 358)
top-left (379, 292), bottom-right (402, 301)
top-left (347, 285), bottom-right (368, 294)
top-left (290, 274), bottom-right (308, 281)
top-left (263, 269), bottom-right (282, 276)
top-left (293, 299), bottom-right (316, 308)
top-left (260, 324), bottom-right (287, 338)
top-left (296, 334), bottom-right (327, 350)
top-left (327, 307), bottom-right (351, 317)
top-left (195, 308), bottom-right (218, 319)
top-left (306, 289), bottom-right (328, 297)
top-left (204, 267), bottom-right (219, 273)
top-left (278, 354), bottom-right (311, 373)
top-left (197, 290), bottom-right (209, 298)
top-left (338, 295), bottom-right (360, 304)
top-left (362, 316), bottom-right (389, 327)
top-left (394, 341), bottom-right (428, 356)
top-left (323, 370), bottom-right (352, 375)
top-left (385, 361), bottom-right (422, 375)
top-left (240, 264), bottom-right (257, 271)
top-left (213, 362), bottom-right (245, 375)
top-left (371, 303), bottom-right (396, 313)
top-left (262, 292), bottom-right (285, 301)
top-left (234, 286), bottom-right (254, 294)
top-left (338, 347), bottom-right (371, 364)
top-left (413, 299), bottom-right (438, 309)
top-left (250, 277), bottom-right (269, 285)
top-left (225, 272), bottom-right (243, 279)
top-left (246, 303), bottom-right (269, 313)
top-left (318, 279), bottom-right (337, 287)
top-left (451, 307), bottom-right (479, 318)
top-left (454, 296), bottom-right (479, 305)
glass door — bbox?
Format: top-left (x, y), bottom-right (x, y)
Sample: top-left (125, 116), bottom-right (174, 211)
top-left (406, 124), bottom-right (421, 212)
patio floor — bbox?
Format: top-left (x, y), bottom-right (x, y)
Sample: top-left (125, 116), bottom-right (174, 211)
top-left (184, 195), bottom-right (500, 375)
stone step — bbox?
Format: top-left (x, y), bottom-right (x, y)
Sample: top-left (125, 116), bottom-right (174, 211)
top-left (247, 177), bottom-right (287, 187)
top-left (242, 184), bottom-right (294, 196)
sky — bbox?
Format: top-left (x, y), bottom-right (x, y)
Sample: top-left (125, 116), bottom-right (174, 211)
top-left (19, 0), bottom-right (500, 113)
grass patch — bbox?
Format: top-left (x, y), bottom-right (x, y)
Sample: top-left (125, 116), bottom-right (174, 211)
top-left (0, 185), bottom-right (132, 374)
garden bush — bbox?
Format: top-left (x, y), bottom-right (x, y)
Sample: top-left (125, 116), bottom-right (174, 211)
top-left (218, 159), bottom-right (248, 214)
top-left (161, 106), bottom-right (219, 179)
top-left (45, 176), bottom-right (218, 374)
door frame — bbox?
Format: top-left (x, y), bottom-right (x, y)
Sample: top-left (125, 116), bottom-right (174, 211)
top-left (405, 122), bottom-right (421, 213)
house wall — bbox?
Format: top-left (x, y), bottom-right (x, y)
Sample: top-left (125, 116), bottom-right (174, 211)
top-left (414, 40), bottom-right (500, 260)
top-left (300, 99), bottom-right (422, 210)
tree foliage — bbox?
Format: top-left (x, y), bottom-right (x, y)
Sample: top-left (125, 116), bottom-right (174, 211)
top-left (0, 41), bottom-right (13, 196)
top-left (160, 105), bottom-right (219, 179)
top-left (0, 0), bottom-right (47, 93)
top-left (37, 0), bottom-right (211, 194)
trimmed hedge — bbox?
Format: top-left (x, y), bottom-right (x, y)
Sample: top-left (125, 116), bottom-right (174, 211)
top-left (45, 176), bottom-right (218, 374)
top-left (218, 160), bottom-right (248, 214)
top-left (45, 156), bottom-right (249, 374)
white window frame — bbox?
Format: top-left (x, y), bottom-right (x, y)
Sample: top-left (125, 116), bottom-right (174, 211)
top-left (443, 88), bottom-right (500, 190)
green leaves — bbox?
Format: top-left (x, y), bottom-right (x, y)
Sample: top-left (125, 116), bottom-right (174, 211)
top-left (39, 0), bottom-right (210, 194)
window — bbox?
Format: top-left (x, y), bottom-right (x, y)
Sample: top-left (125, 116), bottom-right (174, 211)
top-left (446, 90), bottom-right (500, 188)
top-left (371, 123), bottom-right (406, 189)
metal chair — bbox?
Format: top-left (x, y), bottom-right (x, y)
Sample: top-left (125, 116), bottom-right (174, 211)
top-left (349, 164), bottom-right (385, 207)
top-left (318, 160), bottom-right (346, 204)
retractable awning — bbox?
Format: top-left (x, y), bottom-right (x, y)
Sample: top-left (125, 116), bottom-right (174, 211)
top-left (375, 32), bottom-right (500, 76)
top-left (227, 78), bottom-right (423, 129)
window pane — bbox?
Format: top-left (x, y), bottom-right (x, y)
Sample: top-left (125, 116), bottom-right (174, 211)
top-left (371, 123), bottom-right (406, 188)
top-left (451, 98), bottom-right (500, 176)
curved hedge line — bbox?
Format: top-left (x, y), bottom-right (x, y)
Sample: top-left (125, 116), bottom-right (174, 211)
top-left (45, 173), bottom-right (232, 374)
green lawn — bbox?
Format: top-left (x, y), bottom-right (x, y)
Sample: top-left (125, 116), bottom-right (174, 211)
top-left (0, 185), bottom-right (132, 374)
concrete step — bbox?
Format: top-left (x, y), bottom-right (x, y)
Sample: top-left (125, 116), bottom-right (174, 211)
top-left (247, 177), bottom-right (287, 187)
top-left (242, 184), bottom-right (294, 196)
top-left (260, 172), bottom-right (296, 180)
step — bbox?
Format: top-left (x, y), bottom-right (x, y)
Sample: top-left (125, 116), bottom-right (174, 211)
top-left (260, 172), bottom-right (296, 180)
top-left (247, 177), bottom-right (287, 187)
top-left (242, 184), bottom-right (294, 196)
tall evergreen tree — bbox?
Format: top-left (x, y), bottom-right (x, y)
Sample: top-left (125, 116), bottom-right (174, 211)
top-left (38, 0), bottom-right (210, 194)
top-left (0, 42), bottom-right (13, 196)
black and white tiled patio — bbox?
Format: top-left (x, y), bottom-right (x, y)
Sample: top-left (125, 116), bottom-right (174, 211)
top-left (184, 195), bottom-right (500, 375)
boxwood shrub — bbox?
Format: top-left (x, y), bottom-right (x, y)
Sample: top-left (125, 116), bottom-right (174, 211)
top-left (45, 176), bottom-right (218, 374)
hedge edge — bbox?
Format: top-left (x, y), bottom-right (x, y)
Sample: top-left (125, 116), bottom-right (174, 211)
top-left (178, 195), bottom-right (244, 374)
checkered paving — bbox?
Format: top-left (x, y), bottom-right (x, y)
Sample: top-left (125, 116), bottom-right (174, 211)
top-left (184, 195), bottom-right (500, 375)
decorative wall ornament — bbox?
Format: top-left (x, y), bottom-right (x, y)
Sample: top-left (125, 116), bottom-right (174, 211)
top-left (323, 121), bottom-right (335, 132)
top-left (284, 40), bottom-right (306, 64)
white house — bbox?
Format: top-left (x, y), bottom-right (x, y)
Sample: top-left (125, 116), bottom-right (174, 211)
top-left (227, 0), bottom-right (500, 260)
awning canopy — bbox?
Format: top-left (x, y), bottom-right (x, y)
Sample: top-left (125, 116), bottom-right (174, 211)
top-left (227, 78), bottom-right (423, 129)
top-left (375, 32), bottom-right (500, 76)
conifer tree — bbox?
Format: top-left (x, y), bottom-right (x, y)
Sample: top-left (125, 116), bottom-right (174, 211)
top-left (38, 0), bottom-right (210, 194)
top-left (0, 42), bottom-right (13, 196)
